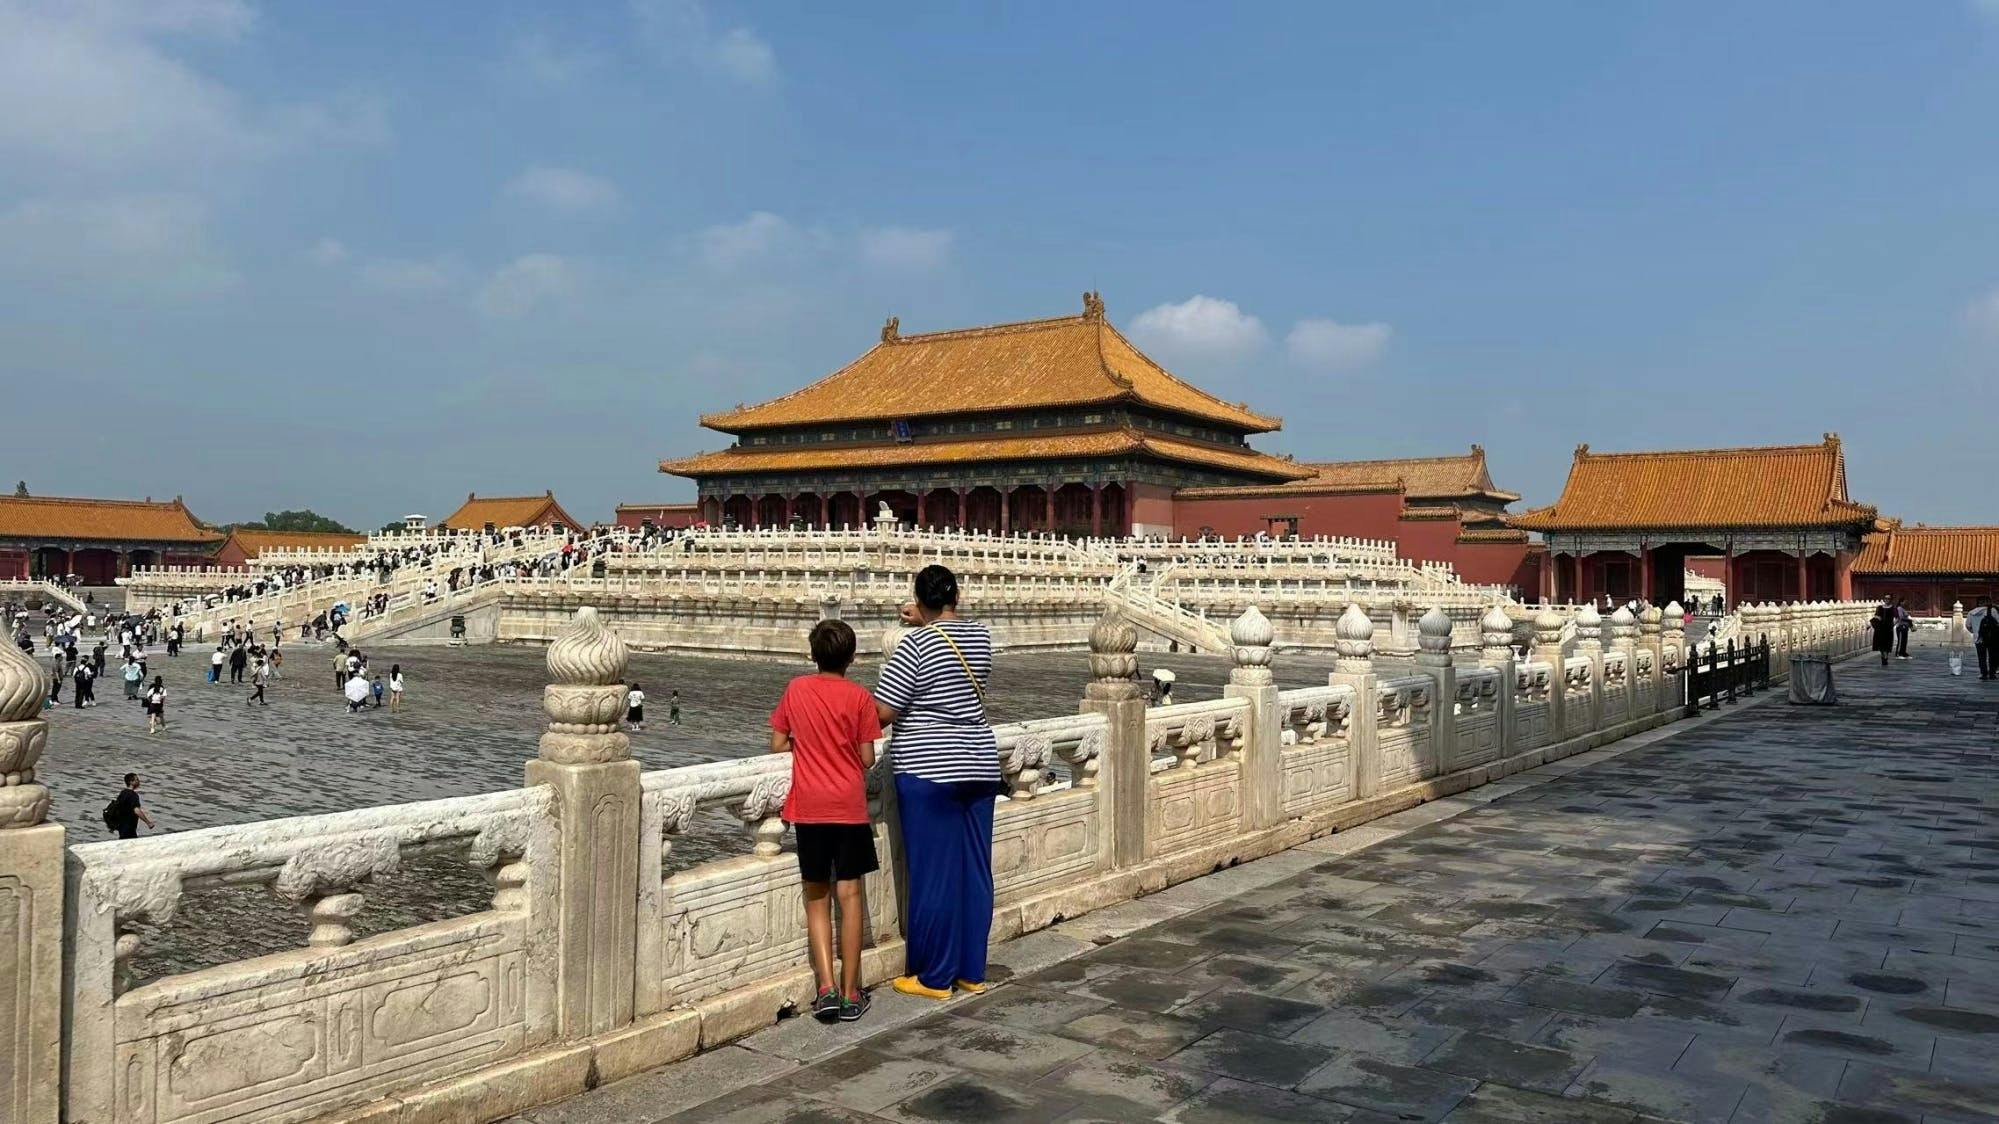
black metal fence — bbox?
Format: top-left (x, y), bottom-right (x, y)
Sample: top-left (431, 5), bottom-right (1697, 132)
top-left (1683, 633), bottom-right (1772, 715)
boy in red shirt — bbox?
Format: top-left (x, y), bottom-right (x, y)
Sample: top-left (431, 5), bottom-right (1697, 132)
top-left (769, 619), bottom-right (882, 1022)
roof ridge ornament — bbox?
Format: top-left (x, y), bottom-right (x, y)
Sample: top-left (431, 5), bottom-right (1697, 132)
top-left (1081, 290), bottom-right (1105, 322)
top-left (880, 316), bottom-right (899, 343)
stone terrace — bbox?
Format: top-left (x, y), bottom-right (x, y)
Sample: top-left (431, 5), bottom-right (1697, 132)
top-left (512, 656), bottom-right (1999, 1123)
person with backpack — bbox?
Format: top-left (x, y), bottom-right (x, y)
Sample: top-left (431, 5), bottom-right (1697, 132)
top-left (104, 773), bottom-right (154, 839)
top-left (1973, 597), bottom-right (1999, 681)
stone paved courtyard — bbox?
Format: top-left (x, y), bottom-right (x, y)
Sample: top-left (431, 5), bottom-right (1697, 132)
top-left (508, 651), bottom-right (1999, 1123)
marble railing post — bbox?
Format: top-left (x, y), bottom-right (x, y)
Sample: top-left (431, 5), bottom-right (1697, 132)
top-left (1533, 608), bottom-right (1568, 738)
top-left (1330, 604), bottom-right (1380, 799)
top-left (1639, 605), bottom-right (1664, 713)
top-left (0, 637), bottom-right (59, 1123)
top-left (1415, 607), bottom-right (1458, 773)
top-left (1479, 603), bottom-right (1518, 750)
top-left (1081, 613), bottom-right (1146, 869)
top-left (1609, 606), bottom-right (1638, 723)
top-left (1574, 603), bottom-right (1605, 732)
top-left (1225, 606), bottom-right (1282, 832)
top-left (525, 607), bottom-right (641, 1038)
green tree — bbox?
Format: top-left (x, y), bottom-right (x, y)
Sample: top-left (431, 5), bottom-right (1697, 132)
top-left (12, 481), bottom-right (25, 497)
top-left (250, 510), bottom-right (358, 534)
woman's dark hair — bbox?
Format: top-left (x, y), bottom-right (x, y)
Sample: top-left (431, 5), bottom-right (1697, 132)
top-left (809, 619), bottom-right (858, 672)
top-left (913, 564), bottom-right (959, 612)
top-left (391, 664), bottom-right (400, 675)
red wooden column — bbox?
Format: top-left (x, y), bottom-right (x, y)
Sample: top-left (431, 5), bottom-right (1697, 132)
top-left (781, 495), bottom-right (794, 525)
top-left (1723, 542), bottom-right (1735, 610)
top-left (1795, 552), bottom-right (1809, 603)
top-left (1044, 482), bottom-right (1056, 533)
top-left (1090, 485), bottom-right (1102, 537)
top-left (1834, 550), bottom-right (1854, 600)
top-left (1640, 545), bottom-right (1653, 604)
top-left (916, 492), bottom-right (927, 528)
top-left (999, 488), bottom-right (1011, 535)
top-left (954, 487), bottom-right (968, 532)
top-left (1540, 551), bottom-right (1555, 603)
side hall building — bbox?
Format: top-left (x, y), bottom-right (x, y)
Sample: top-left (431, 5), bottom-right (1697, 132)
top-left (0, 494), bottom-right (220, 583)
top-left (661, 294), bottom-right (1537, 585)
top-left (1852, 525), bottom-right (1999, 615)
top-left (1512, 435), bottom-right (1876, 609)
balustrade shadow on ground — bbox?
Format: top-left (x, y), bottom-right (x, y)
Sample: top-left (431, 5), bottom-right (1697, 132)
top-left (0, 598), bottom-right (1877, 1124)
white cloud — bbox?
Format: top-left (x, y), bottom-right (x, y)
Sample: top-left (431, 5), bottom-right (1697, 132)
top-left (696, 211), bottom-right (793, 267)
top-left (477, 253), bottom-right (578, 319)
top-left (1130, 295), bottom-right (1268, 364)
top-left (1967, 287), bottom-right (1999, 339)
top-left (510, 32), bottom-right (600, 85)
top-left (711, 27), bottom-right (776, 84)
top-left (0, 194), bottom-right (236, 297)
top-left (504, 165), bottom-right (622, 214)
top-left (359, 257), bottom-right (458, 295)
top-left (307, 237), bottom-right (349, 265)
top-left (0, 1), bottom-right (383, 181)
top-left (858, 227), bottom-right (953, 271)
top-left (633, 0), bottom-right (778, 85)
top-left (1285, 318), bottom-right (1393, 372)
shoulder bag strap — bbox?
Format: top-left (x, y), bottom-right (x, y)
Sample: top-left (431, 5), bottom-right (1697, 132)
top-left (924, 623), bottom-right (988, 717)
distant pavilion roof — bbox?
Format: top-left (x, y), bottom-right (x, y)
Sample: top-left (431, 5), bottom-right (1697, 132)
top-left (700, 294), bottom-right (1280, 435)
top-left (1511, 435), bottom-right (1877, 533)
top-left (218, 529), bottom-right (366, 557)
top-left (1854, 526), bottom-right (1999, 576)
top-left (662, 427), bottom-right (1310, 482)
top-left (439, 492), bottom-right (581, 531)
top-left (1177, 446), bottom-right (1518, 504)
top-left (0, 494), bottom-right (219, 544)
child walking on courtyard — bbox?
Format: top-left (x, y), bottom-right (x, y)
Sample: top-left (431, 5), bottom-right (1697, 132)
top-left (769, 620), bottom-right (881, 1024)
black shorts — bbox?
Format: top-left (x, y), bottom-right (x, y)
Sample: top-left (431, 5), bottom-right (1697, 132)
top-left (793, 823), bottom-right (878, 884)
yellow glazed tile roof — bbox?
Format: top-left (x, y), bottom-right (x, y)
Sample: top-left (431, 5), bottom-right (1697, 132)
top-left (1854, 526), bottom-right (1999, 575)
top-left (661, 428), bottom-right (1309, 481)
top-left (1512, 435), bottom-right (1877, 532)
top-left (701, 296), bottom-right (1279, 434)
top-left (221, 529), bottom-right (366, 556)
top-left (439, 492), bottom-right (581, 531)
top-left (1292, 447), bottom-right (1519, 502)
top-left (0, 494), bottom-right (220, 543)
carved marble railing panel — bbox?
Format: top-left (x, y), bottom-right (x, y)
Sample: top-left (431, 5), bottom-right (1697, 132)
top-left (1275, 685), bottom-right (1355, 817)
top-left (1375, 674), bottom-right (1434, 789)
top-left (64, 787), bottom-right (554, 1124)
top-left (992, 788), bottom-right (1099, 906)
top-left (1144, 697), bottom-right (1249, 857)
top-left (1453, 667), bottom-right (1502, 769)
top-left (996, 712), bottom-right (1107, 796)
top-left (1515, 698), bottom-right (1552, 750)
top-left (1144, 698), bottom-right (1247, 773)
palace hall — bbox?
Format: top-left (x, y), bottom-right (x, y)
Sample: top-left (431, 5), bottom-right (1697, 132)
top-left (0, 494), bottom-right (219, 583)
top-left (660, 294), bottom-right (1536, 582)
top-left (1512, 435), bottom-right (1877, 608)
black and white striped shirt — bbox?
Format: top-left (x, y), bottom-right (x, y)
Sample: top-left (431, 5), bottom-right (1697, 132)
top-left (876, 619), bottom-right (999, 784)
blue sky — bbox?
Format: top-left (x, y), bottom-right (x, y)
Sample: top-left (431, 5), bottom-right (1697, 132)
top-left (5, 1), bottom-right (1998, 530)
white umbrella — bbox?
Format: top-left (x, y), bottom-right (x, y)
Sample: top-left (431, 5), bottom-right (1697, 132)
top-left (1151, 668), bottom-right (1177, 683)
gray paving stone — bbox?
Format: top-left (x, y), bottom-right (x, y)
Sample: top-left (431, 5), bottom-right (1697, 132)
top-left (1031, 1050), bottom-right (1215, 1116)
top-left (952, 982), bottom-right (1110, 1032)
top-left (866, 1014), bottom-right (1093, 1081)
top-left (1439, 1084), bottom-right (1638, 1123)
top-left (1157, 1076), bottom-right (1372, 1122)
top-left (1424, 1031), bottom-right (1593, 1094)
top-left (1054, 1006), bottom-right (1211, 1060)
top-left (874, 1073), bottom-right (1078, 1124)
top-left (1296, 1052), bottom-right (1479, 1121)
top-left (784, 1048), bottom-right (957, 1114)
top-left (1165, 1027), bottom-right (1338, 1088)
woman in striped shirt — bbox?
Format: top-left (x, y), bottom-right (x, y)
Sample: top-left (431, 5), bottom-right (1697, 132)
top-left (876, 564), bottom-right (1000, 999)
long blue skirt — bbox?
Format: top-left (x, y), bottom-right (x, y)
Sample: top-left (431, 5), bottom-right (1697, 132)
top-left (894, 774), bottom-right (996, 990)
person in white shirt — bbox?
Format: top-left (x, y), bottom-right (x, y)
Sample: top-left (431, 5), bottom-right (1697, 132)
top-left (626, 683), bottom-right (645, 732)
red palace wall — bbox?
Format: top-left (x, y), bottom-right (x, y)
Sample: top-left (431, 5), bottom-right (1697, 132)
top-left (615, 504), bottom-right (701, 530)
top-left (1130, 483), bottom-right (1177, 535)
top-left (1853, 576), bottom-right (1999, 617)
top-left (1171, 490), bottom-right (1406, 541)
top-left (1455, 543), bottom-right (1544, 594)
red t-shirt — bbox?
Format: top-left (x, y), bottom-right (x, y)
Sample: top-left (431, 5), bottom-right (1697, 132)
top-left (771, 674), bottom-right (882, 824)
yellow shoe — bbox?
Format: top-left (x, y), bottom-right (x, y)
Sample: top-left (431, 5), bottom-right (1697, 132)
top-left (953, 979), bottom-right (987, 994)
top-left (891, 976), bottom-right (952, 1000)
